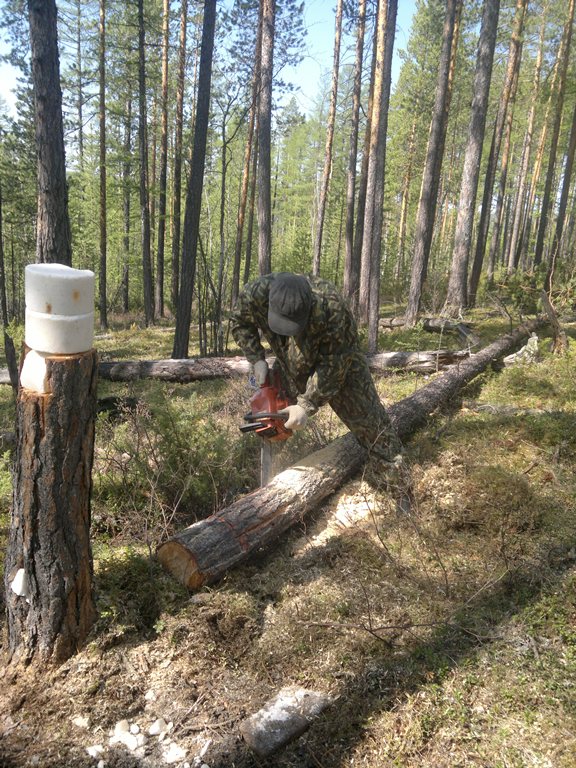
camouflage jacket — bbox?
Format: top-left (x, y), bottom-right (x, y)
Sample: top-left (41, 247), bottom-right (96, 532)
top-left (229, 273), bottom-right (362, 415)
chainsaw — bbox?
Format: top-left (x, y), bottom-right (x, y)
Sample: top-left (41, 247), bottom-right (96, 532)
top-left (239, 369), bottom-right (294, 485)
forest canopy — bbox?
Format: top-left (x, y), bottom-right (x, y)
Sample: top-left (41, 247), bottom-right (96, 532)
top-left (0, 0), bottom-right (574, 354)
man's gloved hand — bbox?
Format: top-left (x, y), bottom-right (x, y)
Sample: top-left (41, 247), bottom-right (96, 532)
top-left (253, 359), bottom-right (269, 386)
top-left (278, 404), bottom-right (308, 430)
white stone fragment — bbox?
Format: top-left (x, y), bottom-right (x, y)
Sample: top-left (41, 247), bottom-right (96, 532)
top-left (25, 263), bottom-right (94, 316)
top-left (25, 308), bottom-right (94, 354)
top-left (240, 686), bottom-right (334, 758)
top-left (109, 720), bottom-right (147, 752)
top-left (149, 717), bottom-right (170, 737)
top-left (20, 350), bottom-right (50, 394)
top-left (114, 720), bottom-right (130, 735)
top-left (10, 568), bottom-right (28, 598)
top-left (72, 715), bottom-right (90, 730)
top-left (162, 742), bottom-right (187, 764)
top-left (86, 745), bottom-right (104, 758)
top-left (144, 689), bottom-right (157, 702)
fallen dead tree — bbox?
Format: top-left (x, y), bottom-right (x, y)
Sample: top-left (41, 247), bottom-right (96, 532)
top-left (0, 348), bottom-right (468, 385)
top-left (380, 315), bottom-right (481, 346)
top-left (157, 318), bottom-right (544, 590)
top-left (97, 356), bottom-right (251, 382)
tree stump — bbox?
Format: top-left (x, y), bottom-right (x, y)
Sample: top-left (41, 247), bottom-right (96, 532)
top-left (4, 350), bottom-right (98, 665)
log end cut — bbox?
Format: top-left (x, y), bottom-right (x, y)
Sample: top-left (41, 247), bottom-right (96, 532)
top-left (156, 540), bottom-right (205, 591)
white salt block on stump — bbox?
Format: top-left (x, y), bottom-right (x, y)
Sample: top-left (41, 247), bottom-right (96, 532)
top-left (20, 349), bottom-right (50, 393)
top-left (25, 263), bottom-right (94, 315)
top-left (24, 264), bottom-right (95, 354)
top-left (25, 309), bottom-right (95, 355)
top-left (240, 686), bottom-right (334, 757)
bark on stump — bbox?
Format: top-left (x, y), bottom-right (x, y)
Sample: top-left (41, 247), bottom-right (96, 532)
top-left (4, 350), bottom-right (98, 665)
top-left (157, 319), bottom-right (544, 590)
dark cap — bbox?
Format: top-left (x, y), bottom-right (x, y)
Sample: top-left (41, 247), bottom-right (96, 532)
top-left (268, 273), bottom-right (312, 336)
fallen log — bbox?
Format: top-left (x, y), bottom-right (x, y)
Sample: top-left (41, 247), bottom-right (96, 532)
top-left (367, 348), bottom-right (469, 374)
top-left (380, 315), bottom-right (481, 346)
top-left (97, 356), bottom-right (251, 382)
top-left (0, 350), bottom-right (468, 385)
top-left (157, 318), bottom-right (545, 590)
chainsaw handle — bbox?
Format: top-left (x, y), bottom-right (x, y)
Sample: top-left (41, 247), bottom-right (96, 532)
top-left (243, 411), bottom-right (289, 423)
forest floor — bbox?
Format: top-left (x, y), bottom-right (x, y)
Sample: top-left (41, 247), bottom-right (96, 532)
top-left (0, 308), bottom-right (575, 768)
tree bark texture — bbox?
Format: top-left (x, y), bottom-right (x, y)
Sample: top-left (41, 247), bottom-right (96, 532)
top-left (443, 0), bottom-right (500, 315)
top-left (95, 349), bottom-right (468, 384)
top-left (506, 14), bottom-right (545, 273)
top-left (170, 0), bottom-right (188, 311)
top-left (231, 7), bottom-right (262, 306)
top-left (137, 0), bottom-right (154, 327)
top-left (545, 99), bottom-right (576, 292)
top-left (157, 318), bottom-right (544, 590)
top-left (468, 0), bottom-right (528, 305)
top-left (343, 0), bottom-right (366, 305)
top-left (172, 0), bottom-right (216, 358)
top-left (404, 0), bottom-right (461, 326)
top-left (533, 0), bottom-right (575, 268)
top-left (4, 351), bottom-right (98, 665)
top-left (155, 0), bottom-right (170, 319)
top-left (98, 0), bottom-right (108, 330)
top-left (257, 0), bottom-right (275, 275)
top-left (312, 0), bottom-right (343, 276)
top-left (27, 0), bottom-right (72, 267)
top-left (358, 0), bottom-right (392, 323)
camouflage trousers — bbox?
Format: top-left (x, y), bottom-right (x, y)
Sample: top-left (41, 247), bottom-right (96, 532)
top-left (328, 353), bottom-right (402, 464)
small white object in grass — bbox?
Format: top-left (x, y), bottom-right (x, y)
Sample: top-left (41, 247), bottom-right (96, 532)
top-left (162, 741), bottom-right (187, 764)
top-left (109, 719), bottom-right (145, 751)
top-left (10, 568), bottom-right (28, 598)
top-left (86, 745), bottom-right (104, 758)
top-left (145, 689), bottom-right (157, 702)
top-left (72, 715), bottom-right (90, 730)
top-left (149, 718), bottom-right (170, 737)
top-left (20, 350), bottom-right (50, 394)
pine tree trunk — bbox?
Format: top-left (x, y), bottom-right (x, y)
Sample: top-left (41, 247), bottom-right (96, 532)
top-left (170, 0), bottom-right (188, 311)
top-left (366, 0), bottom-right (397, 353)
top-left (545, 99), bottom-right (576, 292)
top-left (27, 0), bottom-right (73, 266)
top-left (468, 0), bottom-right (528, 305)
top-left (404, 0), bottom-right (461, 326)
top-left (343, 0), bottom-right (366, 305)
top-left (137, 0), bottom-right (154, 326)
top-left (0, 186), bottom-right (17, 392)
top-left (506, 14), bottom-right (545, 273)
top-left (155, 0), bottom-right (170, 319)
top-left (486, 68), bottom-right (519, 284)
top-left (98, 0), bottom-right (108, 330)
top-left (257, 0), bottom-right (275, 275)
top-left (122, 99), bottom-right (132, 314)
top-left (172, 0), bottom-right (216, 358)
top-left (533, 0), bottom-right (575, 267)
top-left (5, 351), bottom-right (98, 665)
top-left (231, 7), bottom-right (262, 306)
top-left (443, 0), bottom-right (499, 315)
top-left (312, 0), bottom-right (343, 276)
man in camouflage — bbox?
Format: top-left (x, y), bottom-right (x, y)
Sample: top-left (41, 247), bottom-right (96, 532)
top-left (230, 272), bottom-right (403, 468)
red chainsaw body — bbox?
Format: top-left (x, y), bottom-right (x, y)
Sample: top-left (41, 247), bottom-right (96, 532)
top-left (241, 371), bottom-right (294, 442)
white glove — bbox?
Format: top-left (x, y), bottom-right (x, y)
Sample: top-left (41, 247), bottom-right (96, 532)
top-left (253, 359), bottom-right (269, 386)
top-left (278, 404), bottom-right (308, 430)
